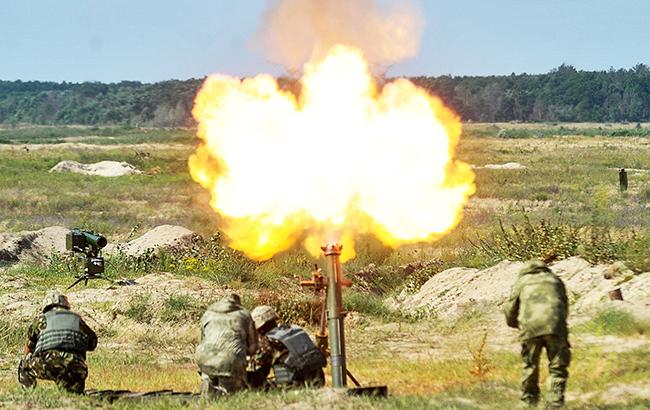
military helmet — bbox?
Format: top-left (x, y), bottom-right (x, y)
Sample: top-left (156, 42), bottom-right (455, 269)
top-left (251, 305), bottom-right (278, 330)
top-left (223, 292), bottom-right (242, 306)
top-left (42, 290), bottom-right (70, 312)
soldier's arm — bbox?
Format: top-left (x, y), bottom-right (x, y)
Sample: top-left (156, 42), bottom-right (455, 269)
top-left (503, 280), bottom-right (521, 328)
top-left (79, 318), bottom-right (98, 351)
top-left (558, 278), bottom-right (569, 317)
top-left (246, 317), bottom-right (259, 356)
top-left (253, 337), bottom-right (274, 376)
top-left (25, 315), bottom-right (46, 353)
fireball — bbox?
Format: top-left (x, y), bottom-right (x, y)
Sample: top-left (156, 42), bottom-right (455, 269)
top-left (190, 45), bottom-right (475, 261)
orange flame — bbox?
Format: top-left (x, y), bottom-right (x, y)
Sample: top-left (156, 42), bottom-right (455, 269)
top-left (190, 45), bottom-right (475, 262)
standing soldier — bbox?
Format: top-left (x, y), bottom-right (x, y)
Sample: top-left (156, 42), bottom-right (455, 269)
top-left (504, 260), bottom-right (571, 408)
top-left (249, 305), bottom-right (325, 389)
top-left (195, 293), bottom-right (257, 397)
top-left (18, 290), bottom-right (97, 394)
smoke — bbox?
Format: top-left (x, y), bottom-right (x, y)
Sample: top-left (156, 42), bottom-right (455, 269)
top-left (255, 0), bottom-right (425, 71)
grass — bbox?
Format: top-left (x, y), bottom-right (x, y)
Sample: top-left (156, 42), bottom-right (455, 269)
top-left (160, 294), bottom-right (202, 323)
top-left (2, 124), bottom-right (650, 276)
top-left (574, 308), bottom-right (650, 336)
top-left (1, 344), bottom-right (649, 409)
top-left (0, 126), bottom-right (194, 145)
top-left (1, 124), bottom-right (650, 408)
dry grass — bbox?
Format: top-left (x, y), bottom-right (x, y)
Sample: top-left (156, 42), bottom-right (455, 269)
top-left (1, 125), bottom-right (650, 408)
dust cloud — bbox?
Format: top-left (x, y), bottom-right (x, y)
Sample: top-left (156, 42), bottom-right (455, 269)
top-left (254, 0), bottom-right (424, 70)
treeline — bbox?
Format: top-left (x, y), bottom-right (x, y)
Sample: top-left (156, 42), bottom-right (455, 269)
top-left (411, 64), bottom-right (650, 122)
top-left (0, 79), bottom-right (201, 127)
top-left (2, 64), bottom-right (650, 126)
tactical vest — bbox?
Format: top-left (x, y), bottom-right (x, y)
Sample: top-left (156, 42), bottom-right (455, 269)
top-left (267, 325), bottom-right (325, 384)
top-left (34, 309), bottom-right (88, 355)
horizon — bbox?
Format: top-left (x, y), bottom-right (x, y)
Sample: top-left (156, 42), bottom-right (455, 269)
top-left (4, 62), bottom-right (650, 85)
top-left (2, 1), bottom-right (649, 83)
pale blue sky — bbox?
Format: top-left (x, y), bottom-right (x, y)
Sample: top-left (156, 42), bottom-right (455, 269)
top-left (1, 0), bottom-right (649, 82)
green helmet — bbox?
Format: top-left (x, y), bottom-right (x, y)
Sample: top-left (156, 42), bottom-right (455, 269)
top-left (251, 305), bottom-right (278, 330)
top-left (42, 290), bottom-right (71, 312)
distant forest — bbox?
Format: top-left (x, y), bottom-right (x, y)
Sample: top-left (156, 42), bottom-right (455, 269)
top-left (2, 64), bottom-right (650, 126)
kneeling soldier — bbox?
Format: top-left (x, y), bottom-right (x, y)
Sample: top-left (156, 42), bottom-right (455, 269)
top-left (195, 293), bottom-right (258, 397)
top-left (250, 306), bottom-right (325, 389)
top-left (18, 291), bottom-right (97, 394)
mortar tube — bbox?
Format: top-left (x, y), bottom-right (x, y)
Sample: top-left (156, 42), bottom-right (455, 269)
top-left (322, 244), bottom-right (347, 387)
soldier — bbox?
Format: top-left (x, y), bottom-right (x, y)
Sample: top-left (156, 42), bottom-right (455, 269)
top-left (249, 305), bottom-right (325, 389)
top-left (195, 293), bottom-right (257, 397)
top-left (504, 260), bottom-right (571, 408)
top-left (18, 290), bottom-right (97, 394)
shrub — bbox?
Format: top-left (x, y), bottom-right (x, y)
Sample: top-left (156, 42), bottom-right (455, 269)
top-left (470, 215), bottom-right (579, 262)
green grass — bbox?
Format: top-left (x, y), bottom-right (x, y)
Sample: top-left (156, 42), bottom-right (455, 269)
top-left (2, 124), bottom-right (650, 275)
top-left (160, 294), bottom-right (203, 323)
top-left (0, 126), bottom-right (194, 145)
top-left (2, 345), bottom-right (649, 409)
top-left (574, 308), bottom-right (650, 336)
top-left (344, 291), bottom-right (400, 320)
top-left (123, 295), bottom-right (154, 324)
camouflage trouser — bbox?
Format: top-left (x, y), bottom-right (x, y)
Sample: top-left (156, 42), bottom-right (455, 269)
top-left (19, 351), bottom-right (88, 394)
top-left (521, 335), bottom-right (571, 407)
top-left (200, 372), bottom-right (246, 398)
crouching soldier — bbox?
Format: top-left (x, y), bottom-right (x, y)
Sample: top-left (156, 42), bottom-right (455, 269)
top-left (249, 306), bottom-right (325, 389)
top-left (18, 290), bottom-right (97, 394)
top-left (195, 293), bottom-right (258, 397)
top-left (504, 260), bottom-right (571, 409)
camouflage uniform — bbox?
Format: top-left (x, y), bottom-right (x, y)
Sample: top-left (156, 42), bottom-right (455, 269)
top-left (249, 306), bottom-right (325, 389)
top-left (504, 260), bottom-right (571, 408)
top-left (251, 325), bottom-right (325, 388)
top-left (195, 293), bottom-right (258, 397)
top-left (19, 305), bottom-right (97, 394)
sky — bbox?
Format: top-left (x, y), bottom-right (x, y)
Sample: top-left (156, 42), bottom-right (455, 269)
top-left (1, 0), bottom-right (650, 83)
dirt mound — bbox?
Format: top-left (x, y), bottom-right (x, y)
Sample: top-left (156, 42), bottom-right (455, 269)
top-left (0, 226), bottom-right (68, 264)
top-left (394, 257), bottom-right (650, 321)
top-left (107, 225), bottom-right (202, 257)
top-left (49, 160), bottom-right (142, 177)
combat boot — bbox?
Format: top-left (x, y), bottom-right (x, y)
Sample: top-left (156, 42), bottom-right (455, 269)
top-left (18, 359), bottom-right (36, 389)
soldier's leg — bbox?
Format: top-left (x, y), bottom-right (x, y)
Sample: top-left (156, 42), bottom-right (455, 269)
top-left (23, 352), bottom-right (64, 384)
top-left (200, 373), bottom-right (228, 398)
top-left (57, 355), bottom-right (88, 394)
top-left (18, 355), bottom-right (37, 388)
top-left (544, 335), bottom-right (571, 408)
top-left (217, 375), bottom-right (245, 393)
top-left (521, 337), bottom-right (544, 405)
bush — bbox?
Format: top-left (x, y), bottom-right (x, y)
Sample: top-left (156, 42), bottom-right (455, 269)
top-left (470, 214), bottom-right (650, 272)
top-left (470, 215), bottom-right (579, 262)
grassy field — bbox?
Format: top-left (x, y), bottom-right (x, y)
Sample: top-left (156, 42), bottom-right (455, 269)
top-left (1, 122), bottom-right (649, 272)
top-left (1, 123), bottom-right (649, 409)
